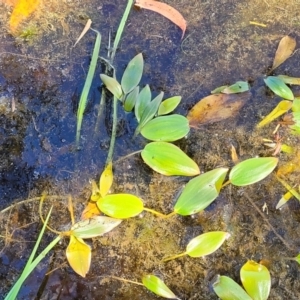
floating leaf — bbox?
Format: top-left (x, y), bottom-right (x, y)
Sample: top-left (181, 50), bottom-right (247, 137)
top-left (99, 162), bottom-right (113, 197)
top-left (142, 275), bottom-right (179, 299)
top-left (240, 260), bottom-right (271, 300)
top-left (100, 74), bottom-right (123, 100)
top-left (81, 201), bottom-right (101, 220)
top-left (141, 142), bottom-right (200, 176)
top-left (141, 114), bottom-right (190, 141)
top-left (124, 86), bottom-right (139, 112)
top-left (121, 53), bottom-right (144, 94)
top-left (71, 216), bottom-right (122, 239)
top-left (66, 236), bottom-right (91, 277)
top-left (186, 231), bottom-right (230, 257)
top-left (135, 0), bottom-right (187, 39)
top-left (257, 100), bottom-right (293, 128)
top-left (135, 85), bottom-right (152, 122)
top-left (277, 75), bottom-right (300, 85)
top-left (97, 194), bottom-right (144, 219)
top-left (271, 36), bottom-right (296, 71)
top-left (213, 275), bottom-right (252, 300)
top-left (221, 81), bottom-right (250, 94)
top-left (174, 168), bottom-right (228, 215)
top-left (135, 92), bottom-right (164, 136)
top-left (187, 92), bottom-right (251, 128)
top-left (229, 157), bottom-right (278, 186)
top-left (158, 96), bottom-right (181, 115)
top-left (9, 0), bottom-right (40, 33)
top-left (264, 76), bottom-right (294, 100)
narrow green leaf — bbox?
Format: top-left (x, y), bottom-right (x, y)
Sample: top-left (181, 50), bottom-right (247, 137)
top-left (158, 96), bottom-right (182, 115)
top-left (229, 157), bottom-right (278, 186)
top-left (292, 97), bottom-right (300, 112)
top-left (97, 194), bottom-right (144, 219)
top-left (141, 114), bottom-right (190, 141)
top-left (100, 74), bottom-right (123, 100)
top-left (211, 85), bottom-right (228, 94)
top-left (213, 275), bottom-right (252, 300)
top-left (222, 81), bottom-right (249, 94)
top-left (71, 216), bottom-right (122, 239)
top-left (240, 261), bottom-right (271, 300)
top-left (135, 92), bottom-right (164, 136)
top-left (142, 275), bottom-right (179, 299)
top-left (141, 142), bottom-right (200, 176)
top-left (124, 86), bottom-right (139, 112)
top-left (264, 76), bottom-right (294, 100)
top-left (135, 84), bottom-right (151, 122)
top-left (76, 30), bottom-right (101, 144)
top-left (186, 231), bottom-right (230, 257)
top-left (121, 53), bottom-right (144, 94)
top-left (174, 168), bottom-right (228, 215)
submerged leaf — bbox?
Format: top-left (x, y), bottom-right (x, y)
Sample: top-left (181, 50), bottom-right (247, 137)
top-left (121, 53), bottom-right (144, 94)
top-left (213, 275), bottom-right (252, 300)
top-left (100, 74), bottom-right (123, 100)
top-left (257, 100), bottom-right (293, 128)
top-left (71, 216), bottom-right (122, 239)
top-left (187, 92), bottom-right (251, 128)
top-left (271, 36), bottom-right (296, 71)
top-left (66, 236), bottom-right (91, 277)
top-left (221, 81), bottom-right (250, 94)
top-left (141, 142), bottom-right (200, 176)
top-left (240, 260), bottom-right (271, 300)
top-left (142, 275), bottom-right (179, 299)
top-left (135, 0), bottom-right (187, 39)
top-left (97, 194), bottom-right (144, 219)
top-left (186, 231), bottom-right (230, 257)
top-left (158, 96), bottom-right (182, 115)
top-left (135, 85), bottom-right (151, 122)
top-left (124, 86), bottom-right (139, 112)
top-left (229, 157), bottom-right (278, 186)
top-left (264, 76), bottom-right (294, 100)
top-left (140, 114), bottom-right (190, 141)
top-left (174, 168), bottom-right (228, 215)
top-left (99, 162), bottom-right (113, 197)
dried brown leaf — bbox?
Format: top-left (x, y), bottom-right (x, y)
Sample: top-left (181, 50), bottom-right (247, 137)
top-left (271, 36), bottom-right (296, 71)
top-left (187, 92), bottom-right (251, 128)
top-left (135, 0), bottom-right (187, 39)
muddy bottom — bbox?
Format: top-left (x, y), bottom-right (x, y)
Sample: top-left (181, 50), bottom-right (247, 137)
top-left (1, 0), bottom-right (300, 299)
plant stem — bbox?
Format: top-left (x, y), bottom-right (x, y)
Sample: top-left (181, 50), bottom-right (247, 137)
top-left (162, 252), bottom-right (186, 262)
top-left (109, 275), bottom-right (144, 286)
top-left (143, 208), bottom-right (177, 218)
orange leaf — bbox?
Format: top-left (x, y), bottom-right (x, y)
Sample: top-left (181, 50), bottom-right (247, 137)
top-left (135, 0), bottom-right (187, 39)
top-left (9, 0), bottom-right (40, 33)
top-left (66, 235), bottom-right (91, 277)
top-left (187, 92), bottom-right (251, 128)
top-left (271, 36), bottom-right (296, 71)
top-left (81, 201), bottom-right (101, 220)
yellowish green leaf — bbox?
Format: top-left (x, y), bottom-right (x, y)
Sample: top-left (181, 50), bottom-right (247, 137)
top-left (257, 100), bottom-right (293, 128)
top-left (99, 162), bottom-right (113, 197)
top-left (66, 236), bottom-right (91, 277)
top-left (276, 191), bottom-right (293, 209)
top-left (277, 75), bottom-right (300, 85)
top-left (100, 74), bottom-right (123, 100)
top-left (221, 81), bottom-right (249, 94)
top-left (158, 96), bottom-right (181, 115)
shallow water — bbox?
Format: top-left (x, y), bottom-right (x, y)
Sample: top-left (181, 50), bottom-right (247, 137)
top-left (0, 0), bottom-right (300, 299)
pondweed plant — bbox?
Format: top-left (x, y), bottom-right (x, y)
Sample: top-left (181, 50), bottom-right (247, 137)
top-left (3, 2), bottom-right (297, 300)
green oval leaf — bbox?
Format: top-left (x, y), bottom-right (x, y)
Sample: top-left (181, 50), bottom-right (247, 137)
top-left (229, 157), bottom-right (278, 186)
top-left (100, 74), bottom-right (123, 100)
top-left (141, 115), bottom-right (190, 141)
top-left (141, 142), bottom-right (200, 176)
top-left (186, 231), bottom-right (230, 257)
top-left (240, 261), bottom-right (271, 300)
top-left (135, 92), bottom-right (164, 136)
top-left (174, 168), bottom-right (228, 215)
top-left (142, 275), bottom-right (178, 299)
top-left (158, 96), bottom-right (182, 115)
top-left (264, 76), bottom-right (294, 100)
top-left (212, 275), bottom-right (252, 300)
top-left (121, 53), bottom-right (144, 94)
top-left (135, 84), bottom-right (151, 122)
top-left (221, 81), bottom-right (250, 94)
top-left (97, 194), bottom-right (144, 219)
top-left (71, 216), bottom-right (122, 239)
top-left (124, 86), bottom-right (139, 112)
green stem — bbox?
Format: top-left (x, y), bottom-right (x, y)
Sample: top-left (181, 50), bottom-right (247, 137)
top-left (109, 275), bottom-right (143, 286)
top-left (162, 252), bottom-right (187, 262)
top-left (143, 208), bottom-right (177, 219)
